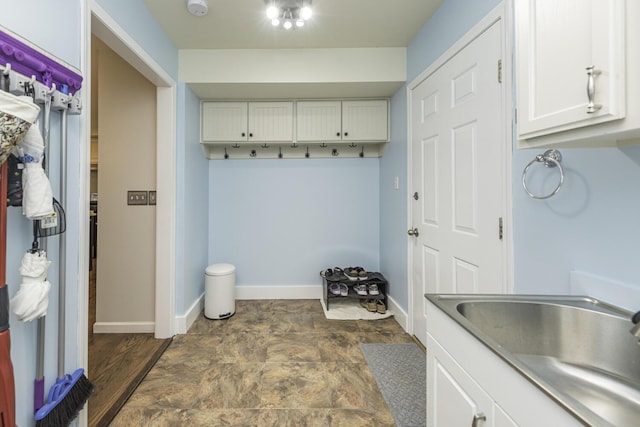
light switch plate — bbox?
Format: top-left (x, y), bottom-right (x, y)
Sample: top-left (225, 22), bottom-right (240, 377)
top-left (127, 191), bottom-right (148, 205)
top-left (148, 191), bottom-right (156, 205)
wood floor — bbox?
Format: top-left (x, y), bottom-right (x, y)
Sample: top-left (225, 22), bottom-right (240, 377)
top-left (87, 260), bottom-right (171, 427)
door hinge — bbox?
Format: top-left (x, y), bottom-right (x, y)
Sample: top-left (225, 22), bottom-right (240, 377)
top-left (498, 217), bottom-right (503, 240)
top-left (497, 59), bottom-right (503, 83)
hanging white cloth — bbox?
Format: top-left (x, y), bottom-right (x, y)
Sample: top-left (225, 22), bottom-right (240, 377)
top-left (10, 251), bottom-right (52, 322)
top-left (16, 125), bottom-right (54, 219)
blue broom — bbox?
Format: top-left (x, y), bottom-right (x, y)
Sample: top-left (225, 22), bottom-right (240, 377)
top-left (35, 106), bottom-right (93, 426)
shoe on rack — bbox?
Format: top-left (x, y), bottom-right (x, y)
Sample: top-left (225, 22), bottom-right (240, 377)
top-left (367, 284), bottom-right (379, 295)
top-left (344, 267), bottom-right (360, 281)
top-left (339, 283), bottom-right (349, 297)
top-left (329, 282), bottom-right (341, 295)
top-left (376, 300), bottom-right (386, 314)
top-left (357, 268), bottom-right (368, 281)
top-left (354, 284), bottom-right (368, 296)
top-left (360, 299), bottom-right (377, 312)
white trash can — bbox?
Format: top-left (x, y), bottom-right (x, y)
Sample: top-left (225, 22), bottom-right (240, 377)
top-left (205, 263), bottom-right (236, 319)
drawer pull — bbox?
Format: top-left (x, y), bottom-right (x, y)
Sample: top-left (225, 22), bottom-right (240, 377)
top-left (471, 412), bottom-right (486, 427)
top-left (586, 65), bottom-right (602, 114)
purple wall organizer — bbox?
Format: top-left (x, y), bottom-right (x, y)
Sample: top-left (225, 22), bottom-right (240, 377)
top-left (0, 25), bottom-right (82, 94)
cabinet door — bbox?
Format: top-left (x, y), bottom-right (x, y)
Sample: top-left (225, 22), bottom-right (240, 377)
top-left (342, 100), bottom-right (388, 142)
top-left (248, 102), bottom-right (293, 142)
top-left (427, 338), bottom-right (494, 427)
top-left (202, 102), bottom-right (248, 142)
top-left (516, 0), bottom-right (625, 139)
top-left (296, 101), bottom-right (342, 142)
top-left (495, 404), bottom-right (518, 427)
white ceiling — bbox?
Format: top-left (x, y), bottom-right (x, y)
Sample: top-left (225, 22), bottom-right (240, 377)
top-left (142, 0), bottom-right (444, 50)
top-left (140, 0), bottom-right (444, 98)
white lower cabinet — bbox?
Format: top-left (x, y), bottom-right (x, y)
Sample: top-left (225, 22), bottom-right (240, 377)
top-left (426, 298), bottom-right (581, 427)
top-left (428, 336), bottom-right (517, 427)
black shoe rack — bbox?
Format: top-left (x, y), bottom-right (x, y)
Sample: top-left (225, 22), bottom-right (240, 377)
top-left (322, 271), bottom-right (388, 311)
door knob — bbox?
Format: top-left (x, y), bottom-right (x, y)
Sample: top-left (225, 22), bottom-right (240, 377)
top-left (407, 228), bottom-right (419, 237)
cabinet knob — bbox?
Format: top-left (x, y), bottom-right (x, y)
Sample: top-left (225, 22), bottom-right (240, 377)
top-left (344, 132), bottom-right (349, 137)
top-left (241, 132), bottom-right (246, 137)
top-left (336, 132), bottom-right (341, 137)
top-left (471, 413), bottom-right (486, 427)
top-left (249, 133), bottom-right (253, 138)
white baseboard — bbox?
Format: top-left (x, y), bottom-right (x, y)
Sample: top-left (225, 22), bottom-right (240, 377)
top-left (175, 293), bottom-right (204, 334)
top-left (93, 321), bottom-right (155, 334)
top-left (387, 294), bottom-right (408, 332)
top-left (236, 284), bottom-right (322, 300)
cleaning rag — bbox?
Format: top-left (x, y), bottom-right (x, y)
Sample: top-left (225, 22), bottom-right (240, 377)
top-left (10, 251), bottom-right (51, 322)
top-left (16, 125), bottom-right (54, 219)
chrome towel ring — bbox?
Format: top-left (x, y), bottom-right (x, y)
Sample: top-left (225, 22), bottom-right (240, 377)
top-left (522, 149), bottom-right (564, 200)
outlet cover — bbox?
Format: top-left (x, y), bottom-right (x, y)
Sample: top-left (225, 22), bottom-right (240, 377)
top-left (148, 191), bottom-right (157, 205)
top-left (127, 191), bottom-right (148, 205)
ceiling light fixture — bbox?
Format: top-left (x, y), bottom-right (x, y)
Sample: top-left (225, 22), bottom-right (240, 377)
top-left (265, 0), bottom-right (313, 30)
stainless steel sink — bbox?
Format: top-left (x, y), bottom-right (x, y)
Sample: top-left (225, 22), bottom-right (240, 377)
top-left (427, 294), bottom-right (640, 427)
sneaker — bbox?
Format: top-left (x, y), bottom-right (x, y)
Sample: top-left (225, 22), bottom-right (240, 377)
top-left (354, 284), bottom-right (368, 295)
top-left (329, 283), bottom-right (341, 295)
top-left (368, 284), bottom-right (379, 295)
top-left (376, 300), bottom-right (386, 314)
top-left (344, 267), bottom-right (360, 281)
top-left (339, 283), bottom-right (349, 296)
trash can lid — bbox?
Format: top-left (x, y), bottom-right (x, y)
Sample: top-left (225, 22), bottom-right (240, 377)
top-left (206, 263), bottom-right (236, 276)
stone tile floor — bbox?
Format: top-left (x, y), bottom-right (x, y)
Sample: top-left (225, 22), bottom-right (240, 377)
top-left (111, 299), bottom-right (415, 426)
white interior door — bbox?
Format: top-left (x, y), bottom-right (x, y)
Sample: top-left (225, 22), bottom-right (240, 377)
top-left (409, 20), bottom-right (508, 346)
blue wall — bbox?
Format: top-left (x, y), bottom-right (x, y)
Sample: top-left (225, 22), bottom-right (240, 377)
top-left (209, 159), bottom-right (380, 287)
top-left (513, 146), bottom-right (640, 295)
top-left (381, 0), bottom-right (501, 310)
top-left (176, 85), bottom-right (209, 312)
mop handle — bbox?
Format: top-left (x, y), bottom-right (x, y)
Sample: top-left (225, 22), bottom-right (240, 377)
top-left (57, 107), bottom-right (67, 378)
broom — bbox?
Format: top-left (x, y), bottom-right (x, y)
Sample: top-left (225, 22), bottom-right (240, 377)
top-left (34, 102), bottom-right (93, 426)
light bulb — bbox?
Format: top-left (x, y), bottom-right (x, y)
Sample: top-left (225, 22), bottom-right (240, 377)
top-left (296, 19), bottom-right (305, 27)
top-left (266, 5), bottom-right (279, 19)
top-left (271, 18), bottom-right (280, 26)
top-left (300, 6), bottom-right (312, 20)
top-left (283, 20), bottom-right (292, 30)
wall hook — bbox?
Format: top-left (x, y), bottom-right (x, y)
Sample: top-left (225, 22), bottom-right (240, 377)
top-left (224, 148), bottom-right (229, 159)
top-left (290, 142), bottom-right (298, 148)
top-left (232, 143), bottom-right (240, 149)
top-left (319, 142), bottom-right (327, 148)
top-left (305, 146), bottom-right (310, 158)
top-left (359, 146), bottom-right (364, 158)
top-left (278, 147), bottom-right (283, 159)
top-left (332, 148), bottom-right (339, 156)
top-left (250, 149), bottom-right (257, 158)
top-left (261, 143), bottom-right (270, 149)
top-left (349, 142), bottom-right (357, 148)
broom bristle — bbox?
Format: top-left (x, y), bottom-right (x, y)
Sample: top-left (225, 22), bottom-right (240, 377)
top-left (35, 370), bottom-right (94, 427)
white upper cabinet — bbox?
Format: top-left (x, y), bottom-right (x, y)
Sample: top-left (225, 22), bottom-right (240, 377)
top-left (201, 99), bottom-right (389, 158)
top-left (516, 0), bottom-right (640, 148)
top-left (248, 102), bottom-right (293, 142)
top-left (296, 101), bottom-right (343, 142)
top-left (296, 100), bottom-right (389, 142)
top-left (341, 100), bottom-right (389, 142)
top-left (202, 102), bottom-right (248, 142)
